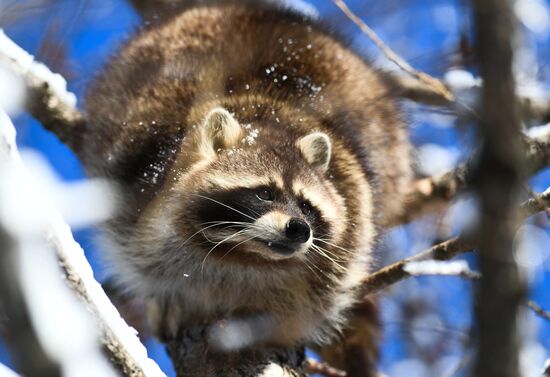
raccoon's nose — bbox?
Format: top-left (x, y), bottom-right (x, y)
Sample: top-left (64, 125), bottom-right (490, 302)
top-left (285, 218), bottom-right (311, 243)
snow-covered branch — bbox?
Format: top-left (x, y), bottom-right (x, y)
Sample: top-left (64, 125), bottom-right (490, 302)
top-left (0, 110), bottom-right (117, 377)
top-left (403, 260), bottom-right (481, 280)
top-left (0, 30), bottom-right (84, 149)
top-left (363, 188), bottom-right (550, 296)
top-left (0, 110), bottom-right (165, 377)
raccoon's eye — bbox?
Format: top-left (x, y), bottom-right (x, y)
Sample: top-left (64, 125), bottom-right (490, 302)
top-left (300, 202), bottom-right (312, 216)
top-left (257, 187), bottom-right (274, 201)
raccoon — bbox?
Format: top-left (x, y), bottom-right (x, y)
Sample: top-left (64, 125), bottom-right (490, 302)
top-left (79, 0), bottom-right (411, 367)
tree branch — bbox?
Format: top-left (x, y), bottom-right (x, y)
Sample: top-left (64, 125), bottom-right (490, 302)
top-left (384, 130), bottom-right (550, 227)
top-left (388, 72), bottom-right (550, 122)
top-left (0, 110), bottom-right (116, 377)
top-left (332, 0), bottom-right (454, 102)
top-left (331, 1), bottom-right (550, 124)
top-left (305, 359), bottom-right (346, 377)
top-left (363, 189), bottom-right (550, 296)
top-left (0, 29), bottom-right (85, 150)
top-left (525, 301), bottom-right (550, 322)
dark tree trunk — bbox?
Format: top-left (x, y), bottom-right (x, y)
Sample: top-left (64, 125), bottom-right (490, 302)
top-left (472, 1), bottom-right (526, 377)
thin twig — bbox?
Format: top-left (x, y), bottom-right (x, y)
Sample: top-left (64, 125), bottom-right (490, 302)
top-left (305, 359), bottom-right (347, 377)
top-left (332, 0), bottom-right (454, 101)
top-left (526, 301), bottom-right (550, 322)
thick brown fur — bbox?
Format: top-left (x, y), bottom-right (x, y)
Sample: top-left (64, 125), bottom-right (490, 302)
top-left (79, 1), bottom-right (411, 375)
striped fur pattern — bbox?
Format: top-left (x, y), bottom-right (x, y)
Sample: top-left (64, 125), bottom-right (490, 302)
top-left (81, 1), bottom-right (411, 349)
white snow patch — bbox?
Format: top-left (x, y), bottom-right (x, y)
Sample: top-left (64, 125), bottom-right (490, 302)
top-left (519, 341), bottom-right (547, 377)
top-left (444, 69), bottom-right (481, 91)
top-left (516, 83), bottom-right (546, 100)
top-left (526, 123), bottom-right (550, 139)
top-left (443, 69), bottom-right (482, 110)
top-left (404, 260), bottom-right (479, 278)
top-left (208, 315), bottom-right (276, 351)
top-left (0, 64), bottom-right (25, 115)
top-left (17, 239), bottom-right (116, 377)
top-left (259, 363), bottom-right (285, 377)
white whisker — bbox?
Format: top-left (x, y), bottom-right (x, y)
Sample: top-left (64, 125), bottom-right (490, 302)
top-left (314, 238), bottom-right (354, 255)
top-left (310, 244), bottom-right (346, 271)
top-left (219, 235), bottom-right (258, 261)
top-left (201, 228), bottom-right (248, 274)
top-left (193, 194), bottom-right (256, 221)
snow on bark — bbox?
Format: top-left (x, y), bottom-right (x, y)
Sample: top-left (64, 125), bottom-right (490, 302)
top-left (403, 260), bottom-right (480, 279)
top-left (0, 29), bottom-right (76, 108)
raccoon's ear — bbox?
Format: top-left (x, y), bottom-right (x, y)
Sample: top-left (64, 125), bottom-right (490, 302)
top-left (198, 108), bottom-right (243, 159)
top-left (297, 132), bottom-right (331, 173)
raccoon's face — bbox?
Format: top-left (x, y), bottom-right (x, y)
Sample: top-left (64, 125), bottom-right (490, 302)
top-left (176, 107), bottom-right (346, 263)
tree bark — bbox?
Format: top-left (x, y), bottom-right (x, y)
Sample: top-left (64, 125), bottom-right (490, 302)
top-left (164, 324), bottom-right (307, 377)
top-left (472, 1), bottom-right (525, 377)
